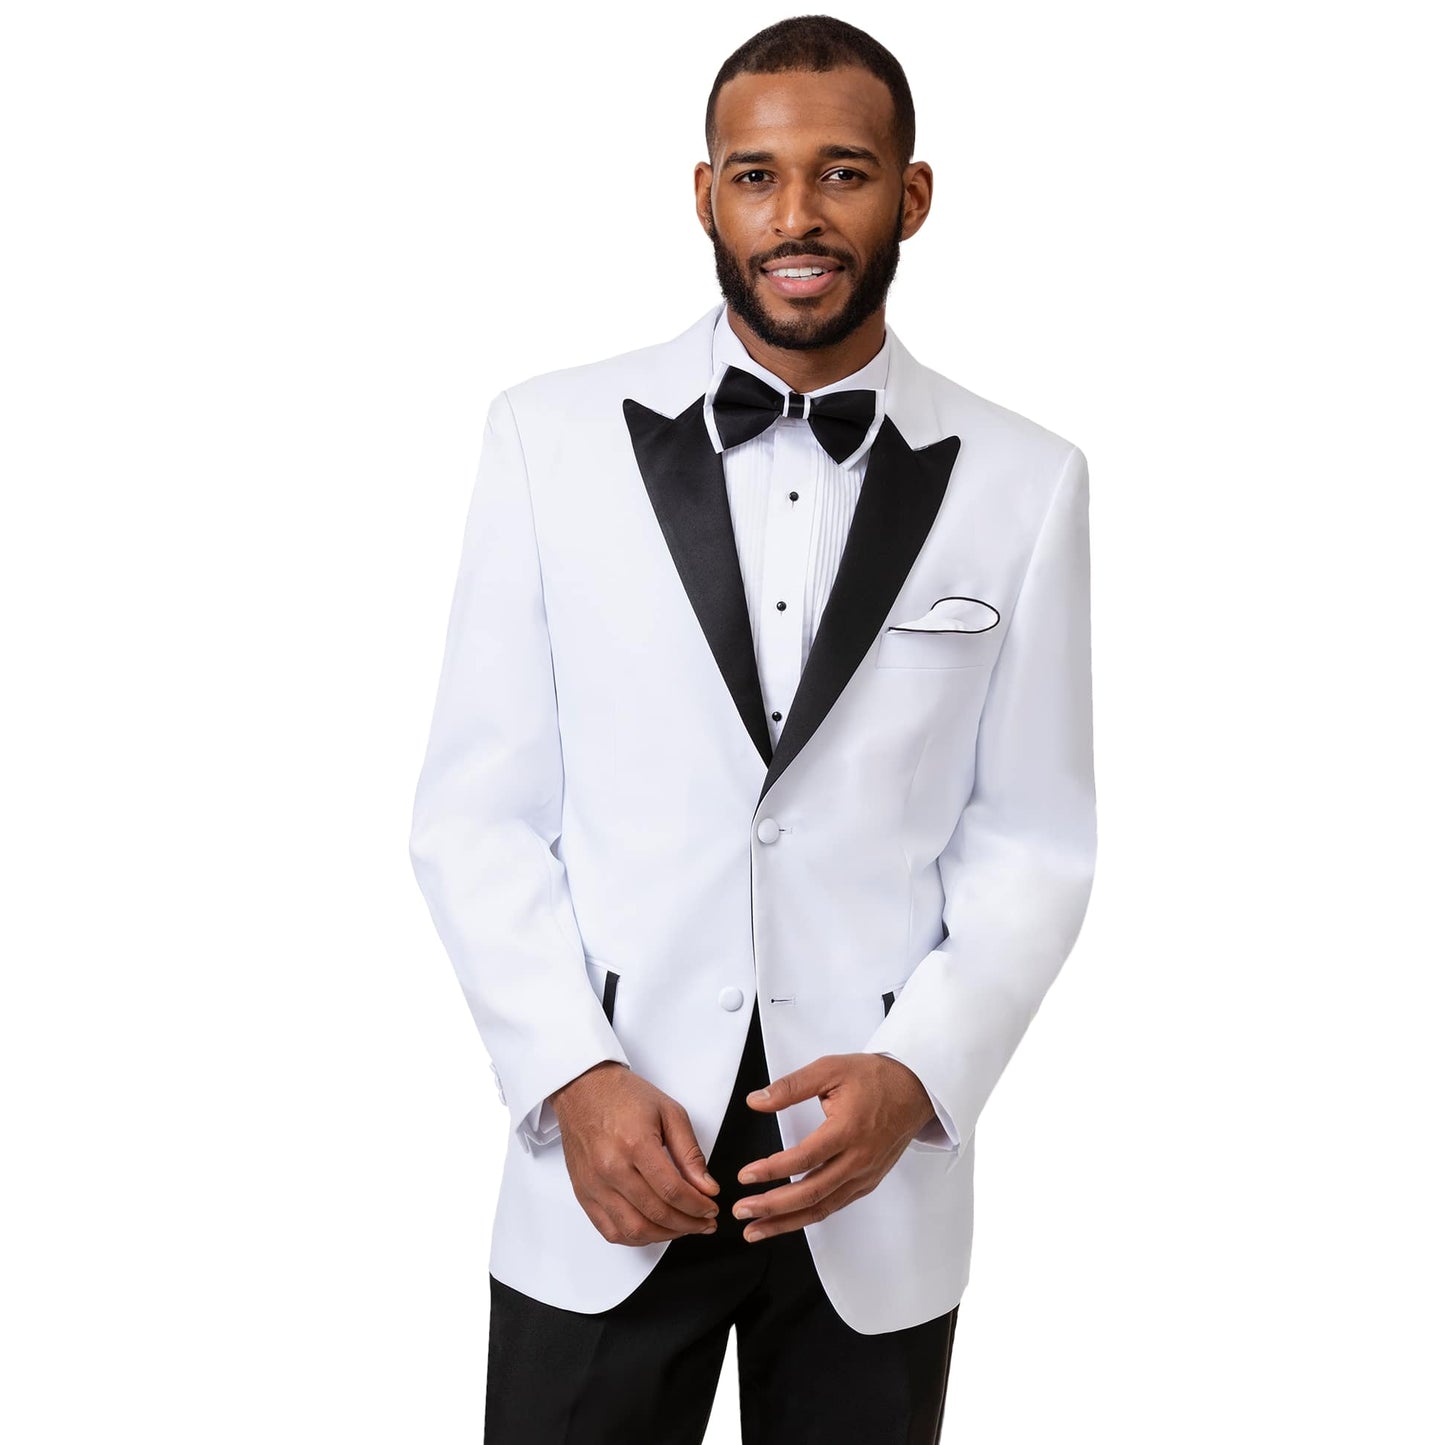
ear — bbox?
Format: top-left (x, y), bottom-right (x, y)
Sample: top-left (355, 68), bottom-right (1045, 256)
top-left (694, 161), bottom-right (715, 237)
top-left (900, 161), bottom-right (934, 242)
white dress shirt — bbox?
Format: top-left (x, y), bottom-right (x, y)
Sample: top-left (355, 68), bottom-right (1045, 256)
top-left (705, 307), bottom-right (889, 753)
top-left (703, 307), bottom-right (957, 1152)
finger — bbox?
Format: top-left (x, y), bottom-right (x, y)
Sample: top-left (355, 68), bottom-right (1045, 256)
top-left (741, 1181), bottom-right (872, 1242)
top-left (736, 1117), bottom-right (847, 1186)
top-left (630, 1137), bottom-right (721, 1226)
top-left (658, 1102), bottom-right (720, 1199)
top-left (745, 1054), bottom-right (838, 1114)
top-left (731, 1154), bottom-right (859, 1224)
top-left (612, 1144), bottom-right (719, 1236)
top-left (578, 1130), bottom-right (716, 1241)
top-left (587, 1188), bottom-right (693, 1247)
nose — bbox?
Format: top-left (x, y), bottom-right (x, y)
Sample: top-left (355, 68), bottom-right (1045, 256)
top-left (771, 177), bottom-right (827, 240)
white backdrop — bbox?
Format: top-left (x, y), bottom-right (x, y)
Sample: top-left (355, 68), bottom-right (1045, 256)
top-left (3, 2), bottom-right (1441, 1440)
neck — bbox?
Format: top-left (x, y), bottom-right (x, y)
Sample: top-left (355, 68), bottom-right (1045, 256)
top-left (724, 305), bottom-right (886, 393)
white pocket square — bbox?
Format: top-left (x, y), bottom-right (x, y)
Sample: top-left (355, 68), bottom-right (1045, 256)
top-left (887, 595), bottom-right (1000, 634)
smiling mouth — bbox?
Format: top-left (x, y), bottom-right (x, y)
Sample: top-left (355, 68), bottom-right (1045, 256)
top-left (760, 263), bottom-right (845, 299)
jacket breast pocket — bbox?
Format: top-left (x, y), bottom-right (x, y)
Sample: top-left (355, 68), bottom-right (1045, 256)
top-left (584, 955), bottom-right (620, 1026)
top-left (875, 627), bottom-right (993, 670)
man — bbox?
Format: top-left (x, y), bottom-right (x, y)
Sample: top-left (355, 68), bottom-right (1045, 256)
top-left (409, 15), bottom-right (1095, 1443)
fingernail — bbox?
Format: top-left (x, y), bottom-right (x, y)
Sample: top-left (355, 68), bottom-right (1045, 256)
top-left (734, 1204), bottom-right (754, 1219)
top-left (748, 1087), bottom-right (770, 1100)
top-left (702, 1173), bottom-right (718, 1188)
top-left (738, 1170), bottom-right (756, 1184)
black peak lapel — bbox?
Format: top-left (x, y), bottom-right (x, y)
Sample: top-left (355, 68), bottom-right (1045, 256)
top-left (622, 394), bottom-right (774, 767)
top-left (757, 417), bottom-right (961, 808)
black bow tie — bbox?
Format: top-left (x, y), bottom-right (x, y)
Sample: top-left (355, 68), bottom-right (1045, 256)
top-left (708, 364), bottom-right (881, 466)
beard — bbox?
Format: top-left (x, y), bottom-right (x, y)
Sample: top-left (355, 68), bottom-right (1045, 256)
top-left (705, 195), bottom-right (905, 351)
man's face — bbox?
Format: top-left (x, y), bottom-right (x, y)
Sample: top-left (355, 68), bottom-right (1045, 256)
top-left (697, 66), bottom-right (931, 352)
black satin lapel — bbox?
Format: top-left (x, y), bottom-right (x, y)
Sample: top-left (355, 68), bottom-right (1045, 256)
top-left (759, 416), bottom-right (962, 806)
top-left (622, 395), bottom-right (774, 766)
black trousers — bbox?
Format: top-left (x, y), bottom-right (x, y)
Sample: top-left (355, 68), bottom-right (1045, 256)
top-left (485, 999), bottom-right (959, 1443)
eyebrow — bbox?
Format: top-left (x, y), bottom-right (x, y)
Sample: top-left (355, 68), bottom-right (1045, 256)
top-left (721, 144), bottom-right (884, 168)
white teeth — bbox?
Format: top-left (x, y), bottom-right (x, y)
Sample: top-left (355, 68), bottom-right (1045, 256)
top-left (772, 266), bottom-right (829, 278)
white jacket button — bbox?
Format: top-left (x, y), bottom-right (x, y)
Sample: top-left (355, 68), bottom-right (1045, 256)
top-left (756, 817), bottom-right (780, 843)
top-left (718, 986), bottom-right (744, 1011)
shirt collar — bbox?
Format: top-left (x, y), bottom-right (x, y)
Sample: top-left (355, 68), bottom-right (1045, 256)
top-left (703, 307), bottom-right (892, 470)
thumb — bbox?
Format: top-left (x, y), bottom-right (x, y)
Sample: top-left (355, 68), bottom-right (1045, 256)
top-left (660, 1103), bottom-right (719, 1195)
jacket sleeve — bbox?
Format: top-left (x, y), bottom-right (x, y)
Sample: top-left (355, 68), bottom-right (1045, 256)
top-left (861, 443), bottom-right (1096, 1174)
top-left (408, 388), bottom-right (631, 1153)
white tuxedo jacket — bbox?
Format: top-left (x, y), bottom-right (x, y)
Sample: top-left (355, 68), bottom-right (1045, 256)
top-left (408, 302), bottom-right (1096, 1334)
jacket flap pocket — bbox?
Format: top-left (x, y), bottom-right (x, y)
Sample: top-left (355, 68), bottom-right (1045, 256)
top-left (584, 955), bottom-right (619, 1024)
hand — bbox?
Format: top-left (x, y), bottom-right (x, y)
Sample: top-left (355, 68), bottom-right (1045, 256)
top-left (728, 1053), bottom-right (937, 1242)
top-left (550, 1062), bottom-right (721, 1246)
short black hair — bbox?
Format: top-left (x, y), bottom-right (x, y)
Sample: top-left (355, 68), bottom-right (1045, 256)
top-left (704, 16), bottom-right (916, 171)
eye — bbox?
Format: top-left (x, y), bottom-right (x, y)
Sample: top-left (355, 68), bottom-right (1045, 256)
top-left (826, 168), bottom-right (865, 182)
top-left (735, 169), bottom-right (771, 184)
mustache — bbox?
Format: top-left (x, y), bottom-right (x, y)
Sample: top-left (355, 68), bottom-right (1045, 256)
top-left (755, 245), bottom-right (850, 269)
